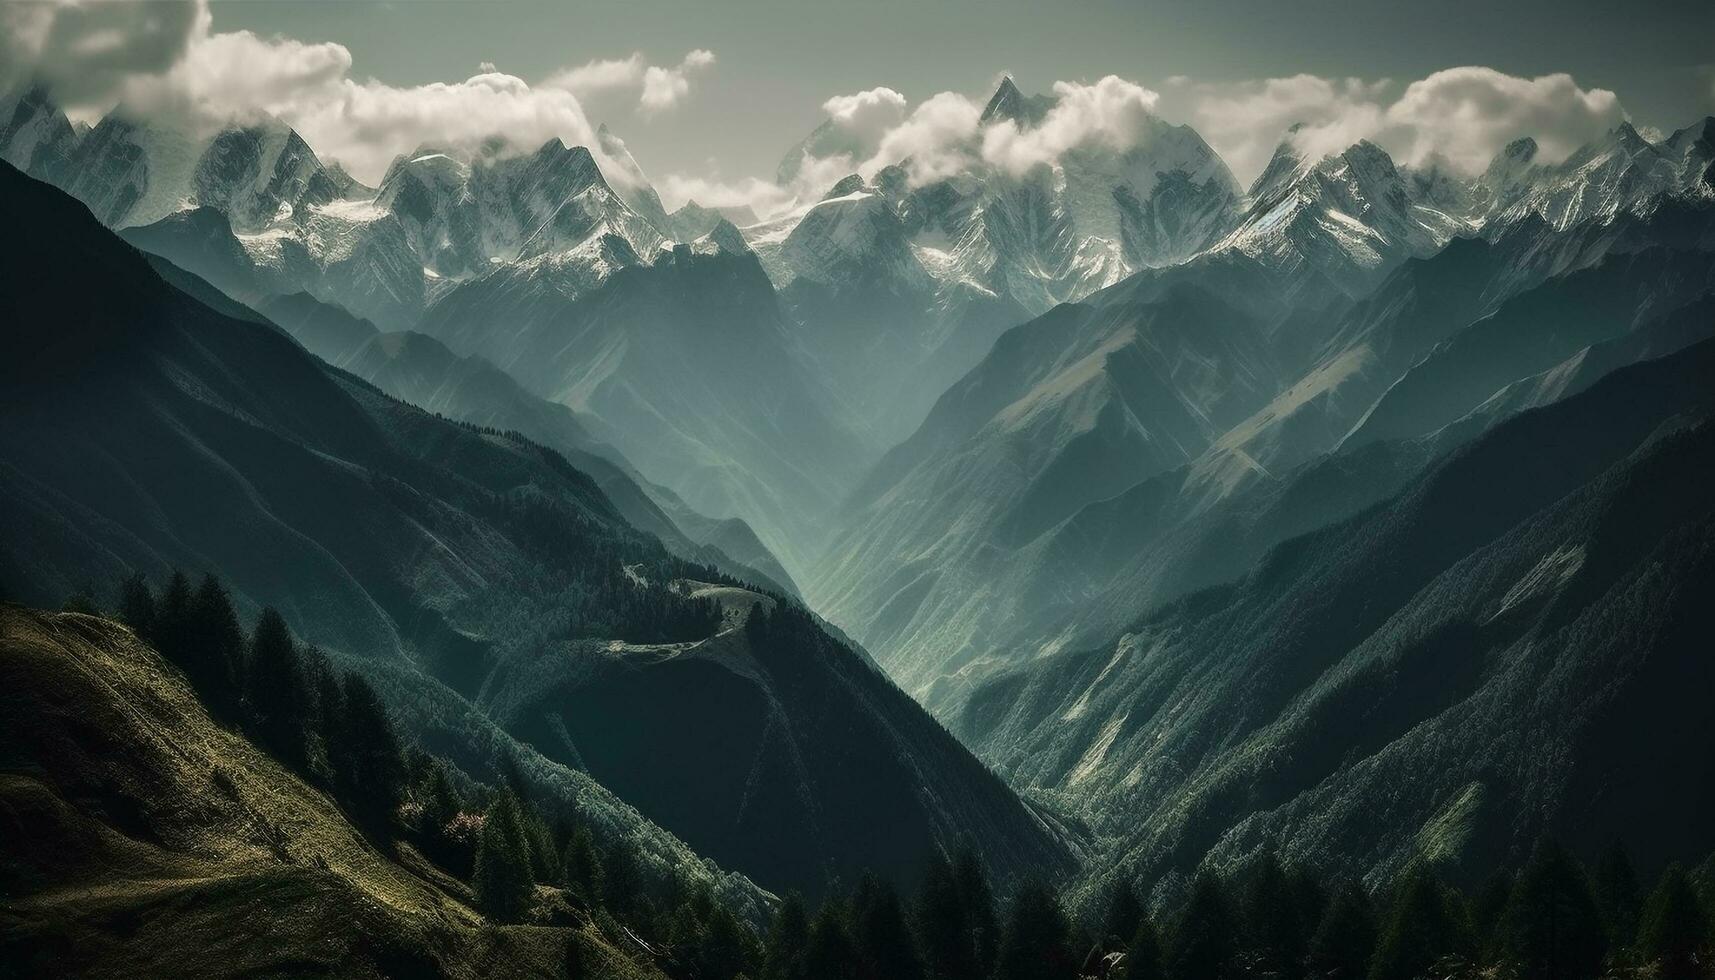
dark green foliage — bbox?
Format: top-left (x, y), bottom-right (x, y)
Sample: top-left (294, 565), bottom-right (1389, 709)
top-left (1592, 840), bottom-right (1642, 954)
top-left (243, 608), bottom-right (313, 771)
top-left (664, 887), bottom-right (764, 980)
top-left (1169, 872), bottom-right (1238, 980)
top-left (1102, 878), bottom-right (1145, 948)
top-left (561, 825), bottom-right (604, 908)
top-left (952, 848), bottom-right (999, 976)
top-left (852, 875), bottom-right (923, 980)
top-left (1308, 881), bottom-right (1377, 980)
top-left (521, 804), bottom-right (560, 885)
top-left (118, 572), bottom-right (156, 643)
top-left (1469, 870), bottom-right (1513, 952)
top-left (915, 851), bottom-right (996, 980)
top-left (1242, 852), bottom-right (1308, 979)
top-left (802, 902), bottom-right (859, 980)
top-left (155, 570), bottom-right (193, 654)
top-left (762, 892), bottom-right (812, 980)
top-left (994, 880), bottom-right (1076, 980)
top-left (60, 588), bottom-right (99, 615)
top-left (602, 843), bottom-right (647, 924)
top-left (307, 648), bottom-right (345, 778)
top-left (472, 789), bottom-right (535, 923)
top-left (1368, 864), bottom-right (1472, 980)
top-left (1287, 867), bottom-right (1329, 948)
top-left (1492, 839), bottom-right (1606, 980)
top-left (1122, 918), bottom-right (1166, 980)
top-left (1638, 864), bottom-right (1710, 979)
top-left (329, 671), bottom-right (408, 831)
top-left (187, 574), bottom-right (244, 719)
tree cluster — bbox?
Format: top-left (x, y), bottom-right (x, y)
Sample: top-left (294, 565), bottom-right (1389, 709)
top-left (117, 570), bottom-right (408, 833)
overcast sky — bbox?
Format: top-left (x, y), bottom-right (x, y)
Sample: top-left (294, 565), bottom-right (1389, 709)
top-left (6, 0), bottom-right (1712, 211)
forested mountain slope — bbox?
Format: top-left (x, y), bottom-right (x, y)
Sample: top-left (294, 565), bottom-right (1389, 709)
top-left (0, 160), bottom-right (1073, 901)
top-left (957, 337), bottom-right (1715, 906)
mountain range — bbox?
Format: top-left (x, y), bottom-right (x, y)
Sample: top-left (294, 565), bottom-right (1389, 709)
top-left (6, 66), bottom-right (1715, 921)
top-left (0, 158), bottom-right (1073, 903)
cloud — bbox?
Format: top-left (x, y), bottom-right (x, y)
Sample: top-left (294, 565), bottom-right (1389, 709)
top-left (545, 53), bottom-right (645, 97)
top-left (1167, 68), bottom-right (1623, 185)
top-left (983, 75), bottom-right (1161, 174)
top-left (6, 2), bottom-right (722, 183)
top-left (546, 49), bottom-right (714, 114)
top-left (2, 0), bottom-right (208, 102)
top-left (1381, 68), bottom-right (1622, 172)
top-left (775, 75), bottom-right (1169, 192)
top-left (1165, 75), bottom-right (1388, 185)
top-left (639, 49), bottom-right (716, 113)
top-left (821, 86), bottom-right (908, 138)
top-left (658, 173), bottom-right (793, 217)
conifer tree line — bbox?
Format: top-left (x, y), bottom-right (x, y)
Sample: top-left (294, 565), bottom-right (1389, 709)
top-left (92, 570), bottom-right (757, 975)
top-left (77, 575), bottom-right (1715, 980)
top-left (740, 842), bottom-right (1715, 980)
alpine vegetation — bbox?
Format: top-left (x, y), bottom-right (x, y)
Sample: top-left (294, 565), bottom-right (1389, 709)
top-left (4, 1), bottom-right (1714, 977)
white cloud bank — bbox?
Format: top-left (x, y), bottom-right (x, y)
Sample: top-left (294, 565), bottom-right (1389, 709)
top-left (4, 3), bottom-right (1638, 219)
top-left (1164, 68), bottom-right (1625, 185)
top-left (661, 66), bottom-right (1627, 218)
top-left (4, 0), bottom-right (715, 183)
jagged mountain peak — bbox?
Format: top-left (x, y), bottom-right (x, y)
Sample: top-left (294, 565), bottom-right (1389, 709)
top-left (698, 217), bottom-right (752, 255)
top-left (1250, 131), bottom-right (1313, 200)
top-left (980, 75), bottom-right (1054, 127)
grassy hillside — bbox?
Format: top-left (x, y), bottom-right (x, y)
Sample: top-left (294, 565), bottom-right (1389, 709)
top-left (0, 605), bottom-right (661, 979)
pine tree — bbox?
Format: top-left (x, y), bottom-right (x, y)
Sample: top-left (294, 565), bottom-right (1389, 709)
top-left (916, 855), bottom-right (981, 980)
top-left (700, 898), bottom-right (764, 980)
top-left (330, 671), bottom-right (407, 831)
top-left (1102, 878), bottom-right (1146, 949)
top-left (1169, 872), bottom-right (1237, 980)
top-left (952, 847), bottom-right (998, 977)
top-left (994, 880), bottom-right (1077, 980)
top-left (1307, 881), bottom-right (1377, 980)
top-left (118, 572), bottom-right (156, 643)
top-left (803, 902), bottom-right (859, 980)
top-left (1637, 864), bottom-right (1709, 980)
top-left (1592, 840), bottom-right (1642, 957)
top-left (1368, 863), bottom-right (1472, 980)
top-left (473, 789), bottom-right (535, 923)
top-left (852, 874), bottom-right (924, 980)
top-left (916, 850), bottom-right (996, 980)
top-left (306, 648), bottom-right (344, 783)
top-left (155, 570), bottom-right (194, 659)
top-left (1493, 839), bottom-right (1606, 980)
top-left (562, 825), bottom-right (605, 908)
top-left (243, 608), bottom-right (312, 771)
top-left (762, 891), bottom-right (812, 980)
top-left (602, 843), bottom-right (646, 924)
top-left (185, 573), bottom-right (244, 719)
top-left (1122, 918), bottom-right (1166, 980)
top-left (521, 805), bottom-right (559, 884)
top-left (1470, 869), bottom-right (1514, 953)
top-left (1243, 852), bottom-right (1307, 979)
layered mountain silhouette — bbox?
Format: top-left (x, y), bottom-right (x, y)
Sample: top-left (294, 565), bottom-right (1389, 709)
top-left (8, 64), bottom-right (1715, 932)
top-left (957, 336), bottom-right (1715, 902)
top-left (0, 160), bottom-right (1072, 900)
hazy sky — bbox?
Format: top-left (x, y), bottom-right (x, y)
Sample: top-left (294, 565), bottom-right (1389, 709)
top-left (7, 0), bottom-right (1713, 210)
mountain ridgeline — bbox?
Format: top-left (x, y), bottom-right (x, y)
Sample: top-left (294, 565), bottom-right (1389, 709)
top-left (0, 160), bottom-right (1073, 906)
top-left (5, 68), bottom-right (1715, 980)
